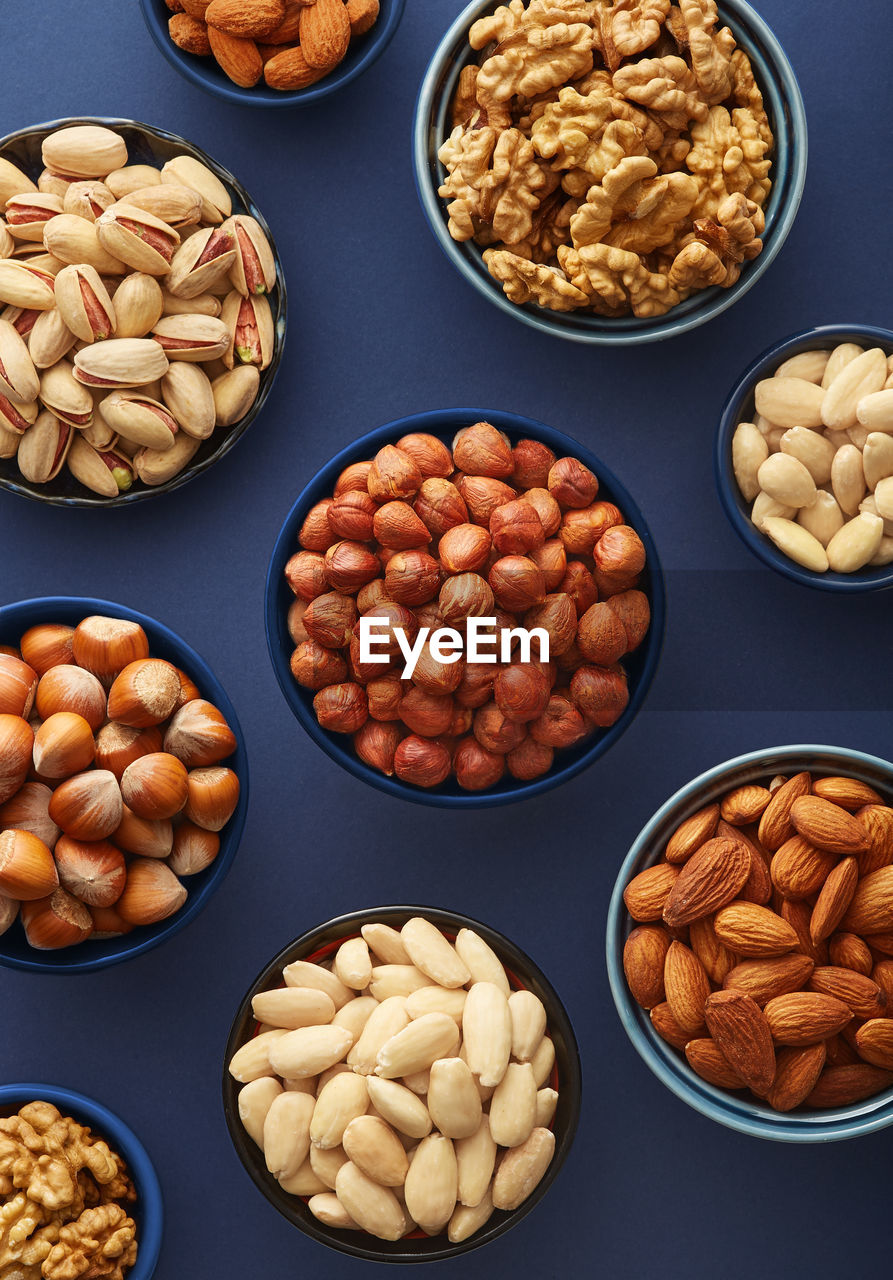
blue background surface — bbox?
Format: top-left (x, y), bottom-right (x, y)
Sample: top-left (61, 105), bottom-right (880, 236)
top-left (1, 2), bottom-right (891, 1276)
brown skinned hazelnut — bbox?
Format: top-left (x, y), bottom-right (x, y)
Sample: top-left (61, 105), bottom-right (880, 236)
top-left (19, 624), bottom-right (75, 676)
top-left (367, 672), bottom-right (406, 721)
top-left (594, 566), bottom-right (641, 598)
top-left (357, 579), bottom-right (391, 612)
top-left (456, 475), bottom-right (517, 526)
top-left (511, 439), bottom-right (555, 490)
top-left (411, 641), bottom-right (465, 696)
top-left (385, 550), bottom-right (441, 605)
top-left (285, 550), bottom-right (328, 602)
top-left (524, 593), bottom-right (577, 656)
top-left (398, 687), bottom-right (454, 737)
top-left (556, 640), bottom-right (584, 673)
top-left (313, 683), bottom-right (369, 734)
top-left (454, 737), bottom-right (506, 791)
top-left (413, 478), bottom-right (468, 536)
top-left (373, 501), bottom-right (432, 550)
top-left (605, 590), bottom-right (651, 651)
top-left (577, 602), bottom-right (629, 666)
top-left (529, 694), bottom-right (588, 748)
top-left (488, 556), bottom-right (545, 611)
top-left (299, 498), bottom-right (335, 551)
top-left (507, 737), bottom-right (554, 781)
top-left (304, 593), bottom-right (359, 649)
top-left (493, 664), bottom-right (551, 723)
top-left (353, 720), bottom-right (404, 775)
top-left (548, 457), bottom-right (599, 509)
top-left (439, 573), bottom-right (494, 626)
top-left (559, 502), bottom-right (623, 555)
top-left (413, 602), bottom-right (443, 630)
top-left (452, 422), bottom-right (514, 478)
top-left (334, 460), bottom-right (373, 496)
top-left (324, 541), bottom-right (381, 593)
top-left (355, 602), bottom-right (418, 658)
top-left (347, 634), bottom-right (393, 683)
top-left (448, 705), bottom-right (473, 736)
top-left (593, 525), bottom-right (646, 578)
top-left (396, 433), bottom-right (453, 478)
top-left (490, 499), bottom-right (545, 555)
top-left (328, 490), bottom-right (378, 542)
top-left (439, 524), bottom-right (491, 574)
top-left (570, 664), bottom-right (629, 727)
top-left (523, 488), bottom-right (561, 537)
top-left (560, 561), bottom-right (598, 616)
top-left (393, 735), bottom-right (451, 787)
top-left (290, 641), bottom-right (349, 690)
top-left (455, 662), bottom-right (496, 709)
top-left (473, 702), bottom-right (527, 754)
top-left (529, 539), bottom-right (567, 589)
top-left (287, 599), bottom-right (309, 645)
top-left (368, 444), bottom-right (422, 502)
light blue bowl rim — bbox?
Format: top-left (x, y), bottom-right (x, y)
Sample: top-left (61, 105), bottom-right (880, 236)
top-left (715, 323), bottom-right (893, 593)
top-left (264, 406), bottom-right (666, 809)
top-left (412, 0), bottom-right (808, 345)
top-left (139, 0), bottom-right (407, 108)
top-left (606, 744), bottom-right (893, 1143)
top-left (0, 1082), bottom-right (163, 1280)
top-left (0, 595), bottom-right (249, 974)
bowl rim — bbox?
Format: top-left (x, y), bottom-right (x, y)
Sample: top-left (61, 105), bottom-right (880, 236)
top-left (221, 903), bottom-right (582, 1261)
top-left (606, 743), bottom-right (893, 1142)
top-left (0, 594), bottom-right (249, 973)
top-left (0, 114), bottom-right (287, 508)
top-left (412, 0), bottom-right (808, 345)
top-left (0, 1081), bottom-right (163, 1280)
top-left (139, 0), bottom-right (407, 108)
top-left (715, 322), bottom-right (893, 592)
top-left (264, 406), bottom-right (666, 808)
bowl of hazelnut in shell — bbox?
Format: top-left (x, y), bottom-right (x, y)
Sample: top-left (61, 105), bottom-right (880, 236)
top-left (265, 408), bottom-right (665, 807)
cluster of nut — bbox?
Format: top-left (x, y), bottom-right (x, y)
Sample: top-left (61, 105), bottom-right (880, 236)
top-left (439, 0), bottom-right (773, 318)
top-left (0, 615), bottom-right (240, 950)
top-left (229, 915), bottom-right (559, 1243)
top-left (0, 123), bottom-right (278, 498)
top-left (733, 343), bottom-right (893, 572)
top-left (622, 770), bottom-right (893, 1111)
top-left (284, 422), bottom-right (651, 790)
top-left (165, 0), bottom-right (381, 92)
top-left (0, 1100), bottom-right (138, 1279)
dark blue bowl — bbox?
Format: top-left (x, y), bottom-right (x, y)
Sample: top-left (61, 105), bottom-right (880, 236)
top-left (0, 1082), bottom-right (163, 1278)
top-left (413, 0), bottom-right (807, 345)
top-left (265, 407), bottom-right (665, 808)
top-left (0, 596), bottom-right (249, 973)
top-left (140, 0), bottom-right (406, 107)
top-left (716, 324), bottom-right (893, 592)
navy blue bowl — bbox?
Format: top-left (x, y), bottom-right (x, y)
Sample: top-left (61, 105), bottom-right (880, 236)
top-left (716, 324), bottom-right (893, 593)
top-left (0, 1082), bottom-right (163, 1278)
top-left (0, 596), bottom-right (249, 973)
top-left (0, 116), bottom-right (287, 508)
top-left (413, 0), bottom-right (807, 345)
top-left (265, 407), bottom-right (665, 808)
top-left (140, 0), bottom-right (406, 107)
top-left (607, 744), bottom-right (893, 1142)
top-left (222, 904), bottom-right (581, 1260)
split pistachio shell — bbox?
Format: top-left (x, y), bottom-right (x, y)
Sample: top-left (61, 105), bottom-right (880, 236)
top-left (226, 214), bottom-right (276, 297)
top-left (16, 252), bottom-right (65, 277)
top-left (5, 193), bottom-right (64, 243)
top-left (0, 395), bottom-right (38, 435)
top-left (825, 512), bottom-right (884, 572)
top-left (238, 1077), bottom-right (282, 1148)
top-left (0, 319), bottom-right (40, 403)
top-left (80, 414), bottom-right (116, 450)
top-left (54, 264), bottom-right (116, 343)
top-left (39, 360), bottom-right (94, 425)
top-left (152, 314), bottom-right (229, 362)
top-left (113, 273), bottom-right (165, 338)
top-left (100, 391), bottom-right (178, 450)
top-left (67, 435), bottom-right (134, 496)
top-left (161, 289), bottom-right (221, 318)
top-left (73, 338), bottom-right (169, 389)
top-left (122, 184), bottom-right (202, 229)
top-left (221, 290), bottom-right (274, 370)
top-left (161, 156), bottom-right (232, 224)
top-left (0, 419), bottom-right (21, 458)
top-left (17, 410), bottom-right (72, 482)
top-left (37, 170), bottom-right (73, 200)
top-left (132, 431), bottom-right (199, 486)
top-left (211, 365), bottom-right (259, 427)
top-left (757, 454), bottom-right (817, 508)
top-left (96, 203), bottom-right (180, 276)
top-left (0, 157), bottom-right (38, 206)
top-left (761, 516), bottom-right (829, 572)
top-left (0, 260), bottom-right (56, 309)
top-left (62, 181), bottom-right (115, 222)
top-left (159, 363), bottom-right (215, 440)
top-left (796, 490), bottom-right (844, 547)
top-left (105, 165), bottom-right (163, 199)
top-left (42, 126), bottom-right (129, 179)
top-left (44, 215), bottom-right (125, 275)
top-left (821, 348), bottom-right (888, 431)
top-left (165, 225), bottom-right (237, 299)
top-left (0, 223), bottom-right (14, 259)
top-left (28, 308), bottom-right (78, 369)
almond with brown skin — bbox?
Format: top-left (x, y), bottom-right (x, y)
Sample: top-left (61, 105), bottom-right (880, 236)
top-left (828, 932), bottom-right (873, 976)
top-left (854, 1019), bottom-right (893, 1070)
top-left (703, 990), bottom-right (776, 1095)
top-left (649, 1002), bottom-right (689, 1050)
top-left (808, 966), bottom-right (888, 1018)
top-left (764, 992), bottom-right (853, 1045)
top-left (264, 46), bottom-right (328, 89)
top-left (663, 941), bottom-right (710, 1037)
top-left (684, 1038), bottom-right (746, 1089)
top-left (758, 771), bottom-right (811, 851)
top-left (779, 899), bottom-right (828, 967)
top-left (866, 932), bottom-right (893, 956)
top-left (855, 805), bottom-right (893, 876)
top-left (873, 960), bottom-right (893, 1005)
top-left (809, 856), bottom-right (859, 943)
top-left (790, 795), bottom-right (872, 856)
top-left (722, 954), bottom-right (815, 1005)
top-left (842, 866), bottom-right (893, 934)
top-left (623, 862), bottom-right (680, 923)
top-left (770, 834), bottom-right (838, 900)
top-left (169, 13), bottom-right (212, 54)
top-left (347, 0), bottom-right (380, 37)
top-left (806, 1064), bottom-right (893, 1107)
top-left (766, 1044), bottom-right (826, 1112)
top-left (299, 0), bottom-right (351, 70)
top-left (689, 916), bottom-right (736, 985)
top-left (263, 3), bottom-right (303, 44)
top-left (718, 823), bottom-right (773, 906)
top-left (207, 27), bottom-right (263, 85)
top-left (664, 803), bottom-right (719, 864)
top-left (812, 776), bottom-right (883, 811)
top-left (714, 902), bottom-right (799, 957)
top-left (623, 925), bottom-right (671, 1010)
top-left (661, 837), bottom-right (752, 928)
top-left (205, 0), bottom-right (285, 38)
top-left (824, 1034), bottom-right (860, 1067)
top-left (720, 785), bottom-right (771, 826)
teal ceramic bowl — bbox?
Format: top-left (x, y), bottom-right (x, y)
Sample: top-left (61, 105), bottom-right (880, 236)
top-left (413, 0), bottom-right (807, 344)
top-left (606, 745), bottom-right (893, 1142)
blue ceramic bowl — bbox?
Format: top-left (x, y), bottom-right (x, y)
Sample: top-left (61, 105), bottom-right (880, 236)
top-left (607, 744), bottom-right (893, 1142)
top-left (0, 596), bottom-right (249, 973)
top-left (716, 324), bottom-right (893, 592)
top-left (222, 904), bottom-right (581, 1261)
top-left (0, 1082), bottom-right (163, 1278)
top-left (413, 0), bottom-right (807, 345)
top-left (265, 407), bottom-right (665, 808)
top-left (0, 117), bottom-right (286, 508)
top-left (140, 0), bottom-right (406, 107)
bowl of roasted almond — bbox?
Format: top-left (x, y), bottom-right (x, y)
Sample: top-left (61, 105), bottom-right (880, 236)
top-left (607, 745), bottom-right (893, 1140)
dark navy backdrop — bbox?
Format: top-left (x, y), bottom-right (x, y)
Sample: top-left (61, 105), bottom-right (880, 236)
top-left (1, 2), bottom-right (891, 1276)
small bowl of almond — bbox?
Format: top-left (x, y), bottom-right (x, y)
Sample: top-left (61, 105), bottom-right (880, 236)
top-left (607, 745), bottom-right (893, 1141)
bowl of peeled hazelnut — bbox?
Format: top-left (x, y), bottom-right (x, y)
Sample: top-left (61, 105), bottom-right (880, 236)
top-left (0, 596), bottom-right (247, 972)
top-left (222, 905), bottom-right (581, 1259)
top-left (266, 408), bottom-right (665, 806)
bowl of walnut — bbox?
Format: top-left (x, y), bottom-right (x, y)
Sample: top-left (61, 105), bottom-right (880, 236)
top-left (413, 0), bottom-right (807, 344)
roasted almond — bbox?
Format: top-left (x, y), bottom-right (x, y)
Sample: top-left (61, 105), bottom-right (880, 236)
top-left (812, 776), bottom-right (884, 811)
top-left (299, 0), bottom-right (350, 70)
top-left (766, 1044), bottom-right (826, 1112)
top-left (623, 925), bottom-right (671, 1009)
top-left (828, 931), bottom-right (873, 976)
top-left (779, 898), bottom-right (828, 967)
top-left (703, 989), bottom-right (776, 1095)
top-left (855, 805), bottom-right (893, 876)
top-left (623, 862), bottom-right (680, 922)
top-left (854, 1019), bottom-right (893, 1070)
top-left (649, 1002), bottom-right (689, 1050)
top-left (808, 966), bottom-right (887, 1019)
top-left (663, 941), bottom-right (710, 1038)
top-left (664, 803), bottom-right (719, 864)
top-left (720, 784), bottom-right (771, 826)
top-left (661, 837), bottom-right (752, 928)
top-left (806, 1064), bottom-right (893, 1107)
top-left (684, 1038), bottom-right (746, 1089)
top-left (714, 902), bottom-right (799, 957)
top-left (764, 992), bottom-right (853, 1045)
top-left (205, 0), bottom-right (285, 39)
top-left (689, 916), bottom-right (736, 985)
top-left (757, 771), bottom-right (811, 851)
top-left (842, 866), bottom-right (893, 934)
top-left (809, 857), bottom-right (859, 943)
top-left (790, 795), bottom-right (872, 856)
top-left (770, 834), bottom-right (838, 900)
top-left (722, 954), bottom-right (815, 1005)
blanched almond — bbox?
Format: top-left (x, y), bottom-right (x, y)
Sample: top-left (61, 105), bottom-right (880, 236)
top-left (462, 982), bottom-right (512, 1088)
top-left (269, 1024), bottom-right (354, 1080)
top-left (348, 996), bottom-right (410, 1075)
top-left (403, 1134), bottom-right (458, 1234)
top-left (342, 1114), bottom-right (409, 1187)
top-left (822, 347), bottom-right (887, 430)
top-left (405, 985), bottom-right (466, 1025)
top-left (375, 1012), bottom-right (459, 1079)
top-left (251, 987), bottom-right (335, 1030)
top-left (228, 1028), bottom-right (289, 1083)
top-left (361, 921), bottom-right (411, 964)
top-left (732, 422), bottom-right (768, 501)
top-left (333, 936), bottom-right (373, 990)
top-left (761, 517), bottom-right (829, 572)
top-left (455, 1114), bottom-right (496, 1208)
top-left (365, 1076), bottom-right (432, 1140)
top-left (334, 1161), bottom-right (406, 1241)
top-left (488, 1061), bottom-right (537, 1148)
top-left (454, 926), bottom-right (510, 995)
top-left (426, 1057), bottom-right (482, 1140)
top-left (310, 1072), bottom-right (369, 1150)
top-left (401, 917), bottom-right (470, 989)
top-left (491, 1126), bottom-right (555, 1211)
top-left (282, 959), bottom-right (353, 1009)
top-left (237, 1076), bottom-right (281, 1147)
top-left (754, 376), bottom-right (825, 428)
top-left (508, 989), bottom-right (547, 1062)
top-left (262, 1091), bottom-right (315, 1180)
top-left (826, 512), bottom-right (884, 572)
top-left (369, 964), bottom-right (435, 1001)
top-left (448, 1189), bottom-right (494, 1243)
top-left (757, 455), bottom-right (817, 508)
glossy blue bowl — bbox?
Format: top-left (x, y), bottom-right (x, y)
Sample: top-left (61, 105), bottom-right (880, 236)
top-left (140, 0), bottom-right (406, 107)
top-left (716, 324), bottom-right (893, 592)
top-left (0, 596), bottom-right (249, 973)
top-left (265, 407), bottom-right (665, 808)
top-left (413, 0), bottom-right (807, 345)
top-left (607, 744), bottom-right (893, 1142)
top-left (0, 1082), bottom-right (163, 1278)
